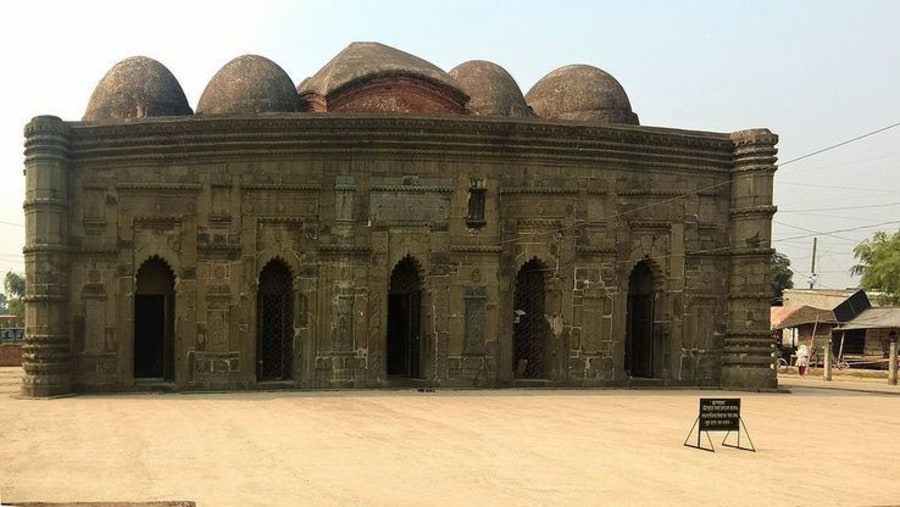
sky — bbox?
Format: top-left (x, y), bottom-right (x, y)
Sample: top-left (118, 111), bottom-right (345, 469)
top-left (1, 0), bottom-right (899, 291)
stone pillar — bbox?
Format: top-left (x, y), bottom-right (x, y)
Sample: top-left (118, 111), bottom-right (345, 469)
top-left (889, 338), bottom-right (897, 387)
top-left (721, 129), bottom-right (778, 390)
top-left (22, 116), bottom-right (72, 397)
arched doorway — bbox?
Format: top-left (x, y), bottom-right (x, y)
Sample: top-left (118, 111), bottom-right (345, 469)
top-left (257, 259), bottom-right (294, 381)
top-left (626, 261), bottom-right (656, 378)
top-left (386, 256), bottom-right (422, 378)
top-left (134, 257), bottom-right (175, 381)
top-left (513, 258), bottom-right (548, 379)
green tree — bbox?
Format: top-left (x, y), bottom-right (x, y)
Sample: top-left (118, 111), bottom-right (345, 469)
top-left (3, 271), bottom-right (24, 323)
top-left (851, 229), bottom-right (900, 305)
top-left (771, 250), bottom-right (794, 304)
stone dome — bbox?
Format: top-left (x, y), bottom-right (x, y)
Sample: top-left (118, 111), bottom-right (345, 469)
top-left (525, 64), bottom-right (638, 125)
top-left (448, 60), bottom-right (533, 118)
top-left (83, 56), bottom-right (193, 122)
top-left (196, 55), bottom-right (300, 114)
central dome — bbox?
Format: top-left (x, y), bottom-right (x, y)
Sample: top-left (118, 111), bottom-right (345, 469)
top-left (298, 42), bottom-right (468, 114)
top-left (526, 64), bottom-right (638, 125)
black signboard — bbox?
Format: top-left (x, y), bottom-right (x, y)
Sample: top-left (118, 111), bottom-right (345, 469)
top-left (698, 398), bottom-right (741, 432)
top-left (684, 397), bottom-right (755, 452)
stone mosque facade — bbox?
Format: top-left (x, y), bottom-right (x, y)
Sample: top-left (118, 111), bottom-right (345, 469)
top-left (22, 42), bottom-right (778, 396)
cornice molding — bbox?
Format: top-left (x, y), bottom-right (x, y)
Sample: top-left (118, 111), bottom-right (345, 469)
top-left (65, 115), bottom-right (737, 171)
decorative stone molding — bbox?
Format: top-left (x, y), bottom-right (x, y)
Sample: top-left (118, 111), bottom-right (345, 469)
top-left (116, 182), bottom-right (201, 191)
top-left (318, 244), bottom-right (371, 256)
top-left (449, 245), bottom-right (503, 254)
top-left (499, 187), bottom-right (579, 195)
top-left (242, 183), bottom-right (321, 191)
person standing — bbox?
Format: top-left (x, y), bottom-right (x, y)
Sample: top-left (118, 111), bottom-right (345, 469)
top-left (796, 344), bottom-right (810, 376)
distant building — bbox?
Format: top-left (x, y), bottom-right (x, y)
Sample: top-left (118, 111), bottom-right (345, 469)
top-left (22, 42), bottom-right (778, 396)
top-left (773, 289), bottom-right (892, 360)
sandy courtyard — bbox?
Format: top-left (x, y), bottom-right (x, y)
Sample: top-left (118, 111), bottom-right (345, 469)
top-left (1, 368), bottom-right (899, 507)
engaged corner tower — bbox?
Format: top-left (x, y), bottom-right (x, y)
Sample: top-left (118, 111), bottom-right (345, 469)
top-left (722, 128), bottom-right (779, 390)
top-left (22, 115), bottom-right (72, 397)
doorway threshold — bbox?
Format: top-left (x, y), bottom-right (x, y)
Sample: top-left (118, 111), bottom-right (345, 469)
top-left (511, 378), bottom-right (553, 388)
top-left (133, 379), bottom-right (176, 393)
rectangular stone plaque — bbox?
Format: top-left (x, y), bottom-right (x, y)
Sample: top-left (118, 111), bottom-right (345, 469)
top-left (334, 296), bottom-right (354, 351)
top-left (464, 286), bottom-right (486, 354)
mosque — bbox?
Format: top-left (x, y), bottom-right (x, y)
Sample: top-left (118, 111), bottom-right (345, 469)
top-left (22, 42), bottom-right (778, 395)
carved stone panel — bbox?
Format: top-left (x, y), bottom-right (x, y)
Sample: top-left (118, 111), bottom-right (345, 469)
top-left (463, 286), bottom-right (486, 354)
top-left (334, 296), bottom-right (354, 352)
top-left (208, 309), bottom-right (229, 352)
top-left (369, 177), bottom-right (453, 226)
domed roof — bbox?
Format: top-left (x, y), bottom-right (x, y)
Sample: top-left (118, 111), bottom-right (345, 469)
top-left (525, 64), bottom-right (638, 125)
top-left (83, 56), bottom-right (192, 122)
top-left (301, 41), bottom-right (466, 99)
top-left (196, 55), bottom-right (300, 114)
top-left (448, 60), bottom-right (533, 118)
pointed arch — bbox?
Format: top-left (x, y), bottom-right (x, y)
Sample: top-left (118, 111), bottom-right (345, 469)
top-left (513, 257), bottom-right (549, 379)
top-left (134, 255), bottom-right (176, 380)
top-left (257, 257), bottom-right (294, 381)
top-left (626, 259), bottom-right (658, 378)
top-left (386, 254), bottom-right (423, 378)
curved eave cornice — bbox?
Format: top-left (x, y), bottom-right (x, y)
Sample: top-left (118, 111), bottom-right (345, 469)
top-left (67, 114), bottom-right (735, 172)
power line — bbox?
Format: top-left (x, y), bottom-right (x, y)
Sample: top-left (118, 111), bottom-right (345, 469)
top-left (775, 219), bottom-right (900, 243)
top-left (777, 181), bottom-right (900, 194)
top-left (773, 220), bottom-right (860, 243)
top-left (779, 120), bottom-right (900, 168)
top-left (779, 201), bottom-right (900, 213)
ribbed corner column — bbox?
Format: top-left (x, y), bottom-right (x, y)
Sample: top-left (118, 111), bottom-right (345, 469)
top-left (722, 128), bottom-right (778, 390)
top-left (21, 115), bottom-right (72, 397)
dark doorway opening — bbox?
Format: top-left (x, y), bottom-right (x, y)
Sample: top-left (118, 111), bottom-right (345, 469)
top-left (257, 260), bottom-right (293, 381)
top-left (386, 256), bottom-right (422, 378)
top-left (513, 259), bottom-right (548, 379)
top-left (134, 257), bottom-right (175, 380)
top-left (626, 261), bottom-right (655, 378)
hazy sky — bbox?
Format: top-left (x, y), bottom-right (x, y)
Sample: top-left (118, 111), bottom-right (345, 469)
top-left (1, 0), bottom-right (899, 290)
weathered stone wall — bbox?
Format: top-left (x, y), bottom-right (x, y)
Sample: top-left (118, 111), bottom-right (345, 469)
top-left (23, 115), bottom-right (775, 394)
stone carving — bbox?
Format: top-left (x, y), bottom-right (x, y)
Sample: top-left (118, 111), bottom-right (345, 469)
top-left (334, 296), bottom-right (355, 352)
top-left (464, 286), bottom-right (487, 355)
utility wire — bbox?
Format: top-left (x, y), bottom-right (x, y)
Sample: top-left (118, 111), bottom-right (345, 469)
top-left (779, 120), bottom-right (900, 168)
top-left (778, 181), bottom-right (900, 194)
top-left (776, 219), bottom-right (900, 243)
top-left (779, 201), bottom-right (900, 213)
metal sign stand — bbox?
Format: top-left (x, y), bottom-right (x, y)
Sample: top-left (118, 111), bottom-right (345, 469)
top-left (721, 417), bottom-right (756, 452)
top-left (683, 416), bottom-right (716, 452)
top-left (684, 398), bottom-right (756, 453)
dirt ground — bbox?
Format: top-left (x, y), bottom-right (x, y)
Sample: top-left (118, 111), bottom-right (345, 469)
top-left (1, 368), bottom-right (899, 507)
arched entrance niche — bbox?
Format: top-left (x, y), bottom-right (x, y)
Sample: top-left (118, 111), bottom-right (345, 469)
top-left (626, 260), bottom-right (657, 378)
top-left (386, 255), bottom-right (422, 378)
top-left (134, 256), bottom-right (175, 381)
top-left (257, 259), bottom-right (294, 381)
top-left (513, 258), bottom-right (549, 379)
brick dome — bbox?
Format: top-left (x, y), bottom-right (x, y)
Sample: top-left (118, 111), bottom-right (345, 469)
top-left (83, 56), bottom-right (192, 122)
top-left (298, 42), bottom-right (468, 114)
top-left (196, 55), bottom-right (300, 114)
top-left (448, 60), bottom-right (533, 118)
top-left (525, 64), bottom-right (638, 125)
